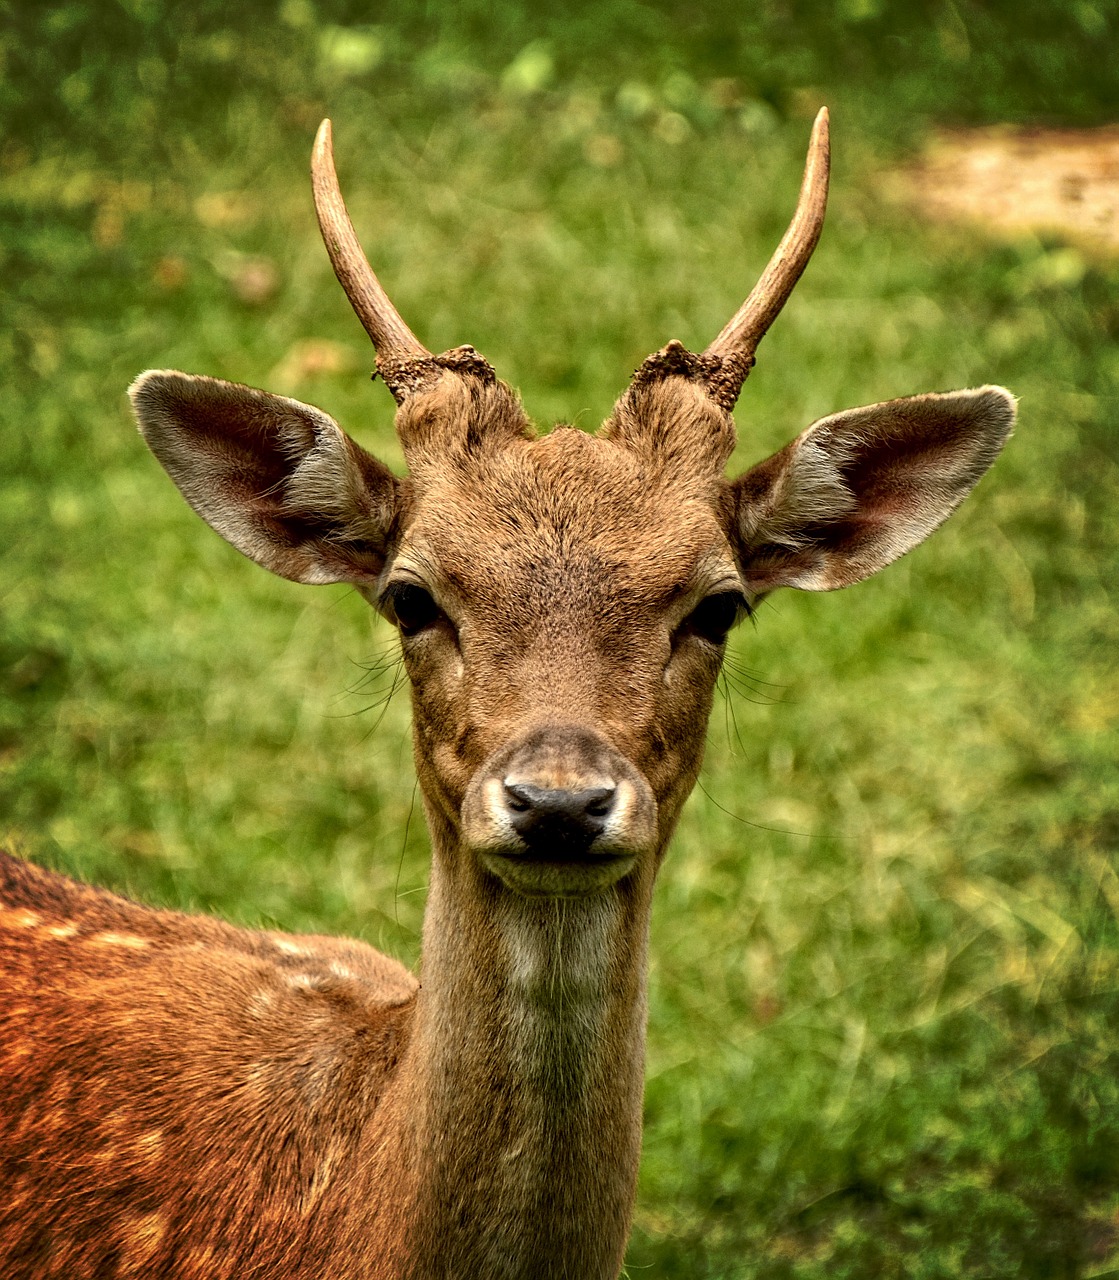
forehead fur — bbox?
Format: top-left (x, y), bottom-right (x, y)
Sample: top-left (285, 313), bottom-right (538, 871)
top-left (402, 422), bottom-right (732, 616)
top-left (389, 368), bottom-right (738, 617)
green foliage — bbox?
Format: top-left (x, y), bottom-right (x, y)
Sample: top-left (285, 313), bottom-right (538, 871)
top-left (2, 2), bottom-right (1118, 1275)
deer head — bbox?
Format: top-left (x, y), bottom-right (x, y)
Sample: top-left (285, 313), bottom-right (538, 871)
top-left (130, 111), bottom-right (1014, 908)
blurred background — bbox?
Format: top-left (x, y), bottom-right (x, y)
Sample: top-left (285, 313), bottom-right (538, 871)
top-left (2, 1), bottom-right (1118, 1275)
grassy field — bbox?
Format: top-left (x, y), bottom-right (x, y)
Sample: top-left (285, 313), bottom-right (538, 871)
top-left (3, 2), bottom-right (1119, 1275)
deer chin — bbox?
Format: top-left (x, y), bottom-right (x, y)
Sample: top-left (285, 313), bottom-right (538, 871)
top-left (478, 847), bottom-right (639, 899)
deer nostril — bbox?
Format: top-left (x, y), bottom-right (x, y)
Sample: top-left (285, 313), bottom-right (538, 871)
top-left (502, 782), bottom-right (618, 852)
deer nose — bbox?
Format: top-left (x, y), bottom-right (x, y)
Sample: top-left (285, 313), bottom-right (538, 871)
top-left (503, 782), bottom-right (617, 853)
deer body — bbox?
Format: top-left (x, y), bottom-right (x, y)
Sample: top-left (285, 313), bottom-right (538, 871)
top-left (0, 112), bottom-right (1015, 1278)
top-left (0, 847), bottom-right (643, 1277)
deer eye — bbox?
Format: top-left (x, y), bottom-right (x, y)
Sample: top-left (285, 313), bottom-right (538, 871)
top-left (678, 591), bottom-right (748, 646)
top-left (384, 583), bottom-right (443, 637)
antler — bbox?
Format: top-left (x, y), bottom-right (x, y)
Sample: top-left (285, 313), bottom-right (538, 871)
top-left (311, 119), bottom-right (431, 364)
top-left (705, 106), bottom-right (830, 370)
top-left (618, 109), bottom-right (830, 416)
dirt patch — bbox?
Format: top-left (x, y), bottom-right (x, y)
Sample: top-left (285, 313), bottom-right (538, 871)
top-left (889, 126), bottom-right (1119, 256)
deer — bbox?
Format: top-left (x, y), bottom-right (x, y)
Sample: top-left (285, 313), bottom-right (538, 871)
top-left (0, 109), bottom-right (1014, 1279)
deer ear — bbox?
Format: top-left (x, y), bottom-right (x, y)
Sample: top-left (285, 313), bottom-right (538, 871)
top-left (728, 386), bottom-right (1016, 594)
top-left (130, 371), bottom-right (400, 586)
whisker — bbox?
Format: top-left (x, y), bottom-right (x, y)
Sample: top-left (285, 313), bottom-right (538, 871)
top-left (722, 659), bottom-right (786, 691)
top-left (395, 776), bottom-right (421, 929)
top-left (347, 640), bottom-right (404, 693)
top-left (716, 661), bottom-right (784, 708)
top-left (694, 777), bottom-right (812, 839)
top-left (358, 665), bottom-right (408, 742)
top-left (725, 680), bottom-right (749, 756)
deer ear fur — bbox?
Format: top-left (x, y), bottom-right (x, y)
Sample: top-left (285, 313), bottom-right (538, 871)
top-left (728, 386), bottom-right (1016, 594)
top-left (130, 371), bottom-right (400, 585)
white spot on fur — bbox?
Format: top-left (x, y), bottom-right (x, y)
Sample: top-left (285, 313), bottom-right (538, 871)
top-left (118, 1211), bottom-right (167, 1267)
top-left (134, 1130), bottom-right (164, 1160)
top-left (1, 907), bottom-right (42, 929)
top-left (88, 931), bottom-right (149, 949)
top-left (273, 937), bottom-right (311, 957)
top-left (247, 989), bottom-right (276, 1019)
top-left (302, 1147), bottom-right (342, 1214)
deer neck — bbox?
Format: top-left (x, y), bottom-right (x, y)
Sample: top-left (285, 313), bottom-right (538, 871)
top-left (387, 822), bottom-right (655, 1279)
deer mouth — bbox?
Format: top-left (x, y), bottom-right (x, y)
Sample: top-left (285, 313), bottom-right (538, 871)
top-left (479, 847), bottom-right (639, 898)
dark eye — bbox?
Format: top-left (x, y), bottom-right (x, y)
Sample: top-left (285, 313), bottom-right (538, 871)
top-left (679, 591), bottom-right (748, 646)
top-left (385, 584), bottom-right (442, 637)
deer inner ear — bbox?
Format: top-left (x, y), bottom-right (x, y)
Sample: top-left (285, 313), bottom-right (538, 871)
top-left (131, 370), bottom-right (400, 587)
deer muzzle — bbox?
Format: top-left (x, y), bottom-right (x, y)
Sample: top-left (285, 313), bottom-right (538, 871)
top-left (461, 722), bottom-right (657, 898)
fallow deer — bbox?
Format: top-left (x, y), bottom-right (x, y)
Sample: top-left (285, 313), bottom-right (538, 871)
top-left (0, 110), bottom-right (1014, 1279)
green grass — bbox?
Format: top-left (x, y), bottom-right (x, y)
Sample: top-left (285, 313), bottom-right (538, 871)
top-left (3, 3), bottom-right (1119, 1276)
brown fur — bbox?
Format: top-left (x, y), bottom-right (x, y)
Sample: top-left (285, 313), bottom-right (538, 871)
top-left (0, 852), bottom-right (415, 1279)
top-left (2, 281), bottom-right (1014, 1276)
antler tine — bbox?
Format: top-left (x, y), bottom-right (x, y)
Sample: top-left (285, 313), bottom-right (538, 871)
top-left (704, 107), bottom-right (830, 366)
top-left (311, 119), bottom-right (431, 362)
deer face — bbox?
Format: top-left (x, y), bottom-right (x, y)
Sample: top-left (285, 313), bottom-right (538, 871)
top-left (131, 114), bottom-right (1015, 901)
top-left (377, 377), bottom-right (743, 896)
